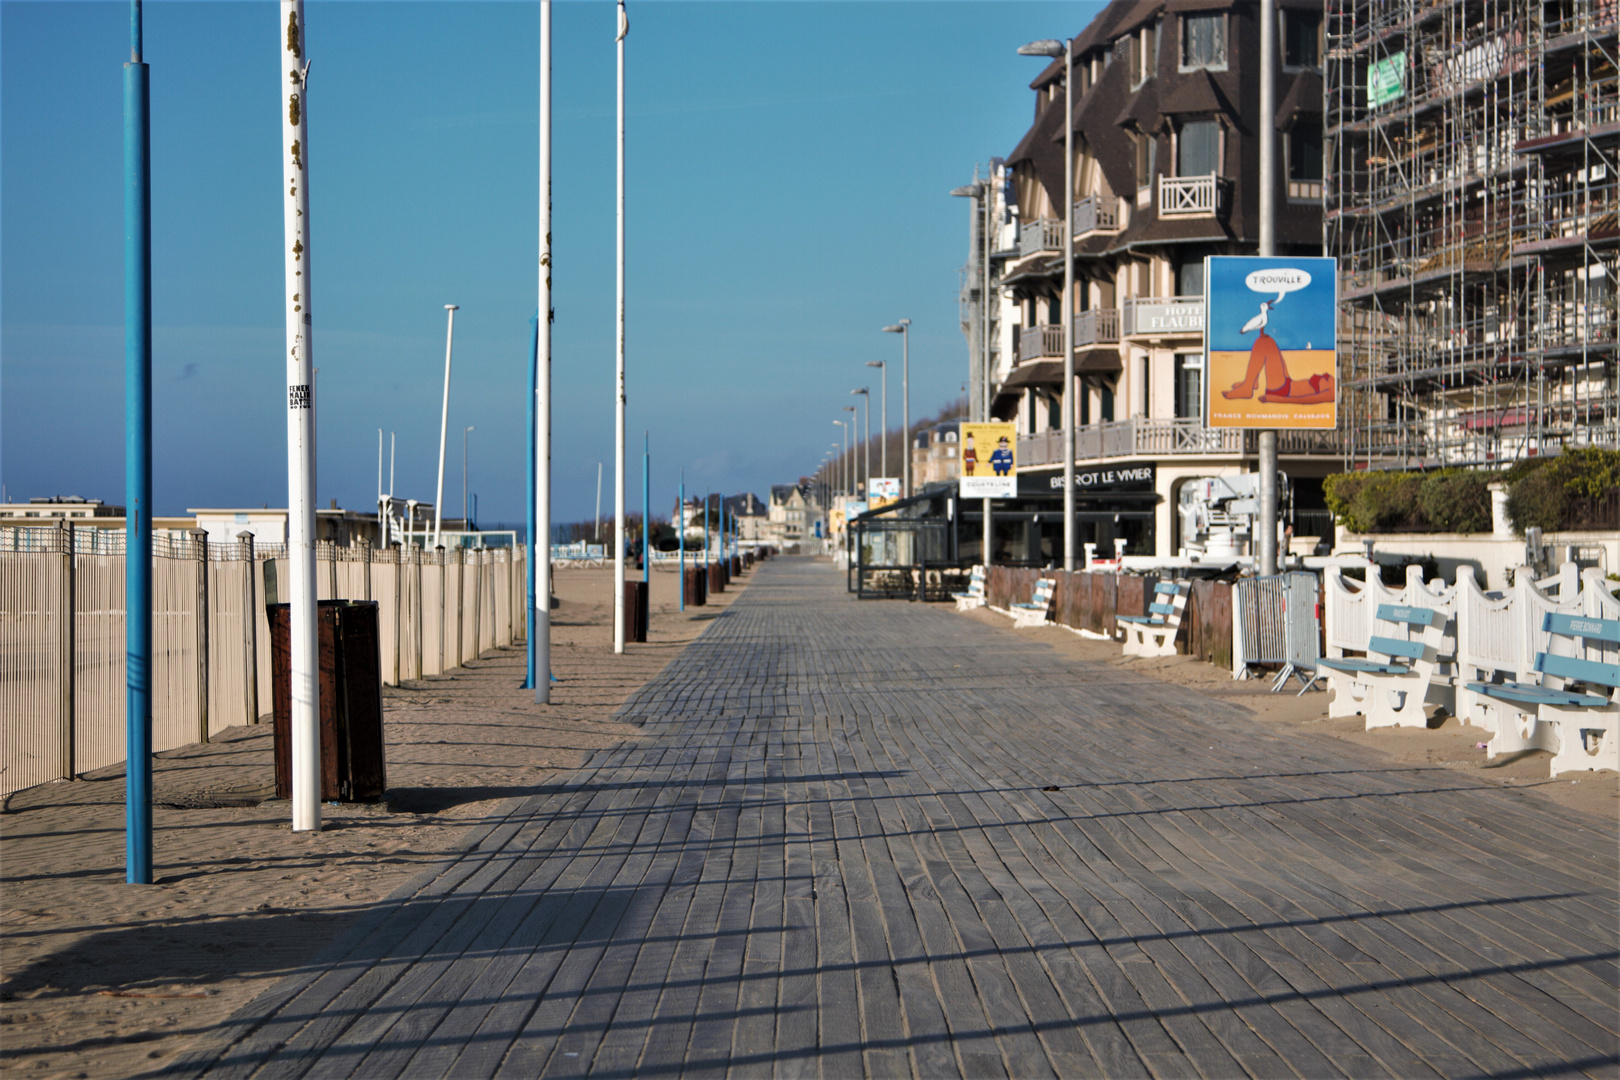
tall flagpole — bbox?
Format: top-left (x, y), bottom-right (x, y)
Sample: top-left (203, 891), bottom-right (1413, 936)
top-left (613, 0), bottom-right (628, 654)
top-left (281, 0), bottom-right (319, 832)
top-left (535, 0), bottom-right (553, 702)
top-left (124, 0), bottom-right (153, 881)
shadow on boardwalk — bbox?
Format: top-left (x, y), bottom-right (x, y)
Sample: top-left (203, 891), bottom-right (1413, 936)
top-left (167, 557), bottom-right (1619, 1079)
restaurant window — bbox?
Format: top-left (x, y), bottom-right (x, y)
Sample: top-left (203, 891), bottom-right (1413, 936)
top-left (1181, 13), bottom-right (1227, 71)
top-left (1284, 10), bottom-right (1323, 69)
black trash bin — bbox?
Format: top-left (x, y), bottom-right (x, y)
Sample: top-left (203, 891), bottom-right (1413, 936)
top-left (624, 579), bottom-right (649, 643)
top-left (268, 600), bottom-right (387, 803)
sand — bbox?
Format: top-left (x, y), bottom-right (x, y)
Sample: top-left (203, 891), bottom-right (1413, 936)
top-left (960, 605), bottom-right (1620, 821)
top-left (0, 562), bottom-right (748, 1080)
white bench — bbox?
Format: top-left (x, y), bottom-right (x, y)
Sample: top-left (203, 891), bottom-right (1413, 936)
top-left (1319, 603), bottom-right (1452, 728)
top-left (1469, 612), bottom-right (1620, 776)
top-left (952, 565), bottom-right (987, 612)
top-left (1010, 578), bottom-right (1057, 629)
top-left (1116, 580), bottom-right (1189, 658)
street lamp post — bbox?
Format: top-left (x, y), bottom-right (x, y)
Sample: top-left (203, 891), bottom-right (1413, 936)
top-left (833, 421), bottom-right (848, 496)
top-left (462, 425), bottom-right (475, 532)
top-left (612, 0), bottom-right (629, 654)
top-left (881, 319), bottom-right (910, 496)
top-left (842, 405), bottom-right (857, 496)
top-left (433, 303), bottom-right (458, 549)
top-left (864, 360), bottom-right (886, 479)
top-left (851, 388), bottom-right (870, 496)
top-left (1019, 37), bottom-right (1075, 572)
top-left (950, 181), bottom-right (986, 423)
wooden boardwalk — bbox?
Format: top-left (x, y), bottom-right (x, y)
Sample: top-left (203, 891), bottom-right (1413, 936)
top-left (171, 558), bottom-right (1619, 1078)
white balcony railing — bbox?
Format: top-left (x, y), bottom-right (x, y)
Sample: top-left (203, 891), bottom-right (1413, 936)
top-left (1014, 418), bottom-right (1360, 466)
top-left (1073, 308), bottom-right (1120, 346)
top-left (1158, 174), bottom-right (1228, 218)
top-left (1073, 194), bottom-right (1122, 235)
top-left (1018, 218), bottom-right (1064, 258)
top-left (1017, 324), bottom-right (1064, 363)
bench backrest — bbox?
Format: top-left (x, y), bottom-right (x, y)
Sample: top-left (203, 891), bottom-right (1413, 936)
top-left (1145, 580), bottom-right (1191, 626)
top-left (1368, 603), bottom-right (1451, 670)
top-left (1535, 612), bottom-right (1620, 694)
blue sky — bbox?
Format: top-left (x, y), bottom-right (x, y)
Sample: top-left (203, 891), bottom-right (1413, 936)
top-left (2, 0), bottom-right (1099, 523)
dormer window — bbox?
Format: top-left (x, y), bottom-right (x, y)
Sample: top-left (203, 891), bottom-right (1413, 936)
top-left (1129, 22), bottom-right (1159, 88)
top-left (1181, 13), bottom-right (1227, 71)
top-left (1284, 9), bottom-right (1323, 69)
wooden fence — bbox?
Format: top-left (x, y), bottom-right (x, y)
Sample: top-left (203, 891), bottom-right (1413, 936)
top-left (0, 525), bottom-right (524, 797)
top-left (987, 566), bottom-right (1233, 669)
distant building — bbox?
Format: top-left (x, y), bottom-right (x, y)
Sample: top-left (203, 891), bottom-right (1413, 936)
top-left (911, 422), bottom-right (962, 487)
top-left (0, 496), bottom-right (123, 519)
top-left (768, 484), bottom-right (823, 548)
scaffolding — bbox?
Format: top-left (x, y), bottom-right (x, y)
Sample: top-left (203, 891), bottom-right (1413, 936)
top-left (1326, 0), bottom-right (1618, 469)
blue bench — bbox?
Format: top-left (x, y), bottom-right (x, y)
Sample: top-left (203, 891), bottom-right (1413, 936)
top-left (1116, 580), bottom-right (1190, 657)
top-left (1468, 613), bottom-right (1619, 775)
top-left (1319, 603), bottom-right (1452, 728)
top-left (1010, 577), bottom-right (1057, 629)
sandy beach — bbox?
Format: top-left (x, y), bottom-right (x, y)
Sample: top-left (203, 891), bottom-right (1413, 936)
top-left (0, 561), bottom-right (747, 1080)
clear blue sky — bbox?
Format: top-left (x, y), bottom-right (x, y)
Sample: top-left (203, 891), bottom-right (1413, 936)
top-left (2, 0), bottom-right (1099, 524)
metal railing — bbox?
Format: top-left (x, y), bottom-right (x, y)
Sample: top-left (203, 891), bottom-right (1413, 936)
top-left (1158, 173), bottom-right (1229, 217)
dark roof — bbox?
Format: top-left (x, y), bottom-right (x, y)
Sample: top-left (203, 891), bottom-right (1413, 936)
top-left (1277, 69), bottom-right (1324, 129)
top-left (1075, 348), bottom-right (1124, 375)
top-left (1158, 68), bottom-right (1234, 118)
top-left (1001, 360), bottom-right (1066, 389)
top-left (1114, 79), bottom-right (1162, 133)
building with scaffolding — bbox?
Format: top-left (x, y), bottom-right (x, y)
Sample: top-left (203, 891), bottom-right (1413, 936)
top-left (1326, 0), bottom-right (1618, 467)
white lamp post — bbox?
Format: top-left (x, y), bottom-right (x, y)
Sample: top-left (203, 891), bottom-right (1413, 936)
top-left (851, 387), bottom-right (870, 496)
top-left (612, 0), bottom-right (629, 654)
top-left (1019, 37), bottom-right (1075, 571)
top-left (433, 303), bottom-right (458, 549)
top-left (864, 359), bottom-right (886, 479)
top-left (881, 319), bottom-right (910, 497)
top-left (462, 425), bottom-right (475, 532)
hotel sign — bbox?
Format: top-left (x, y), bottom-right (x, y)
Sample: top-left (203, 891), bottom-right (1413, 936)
top-left (1126, 300), bottom-right (1204, 336)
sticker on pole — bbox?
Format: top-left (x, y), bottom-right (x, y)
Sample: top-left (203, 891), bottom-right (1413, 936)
top-left (1204, 256), bottom-right (1337, 430)
top-left (958, 422), bottom-right (1017, 498)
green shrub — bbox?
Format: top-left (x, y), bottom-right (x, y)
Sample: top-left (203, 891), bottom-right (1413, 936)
top-left (1416, 469), bottom-right (1492, 533)
top-left (1322, 473), bottom-right (1365, 528)
top-left (1504, 448), bottom-right (1620, 534)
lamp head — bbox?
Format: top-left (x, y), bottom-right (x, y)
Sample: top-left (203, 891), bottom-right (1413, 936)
top-left (950, 183), bottom-right (985, 198)
top-left (865, 360), bottom-right (883, 369)
top-left (445, 304), bottom-right (459, 311)
top-left (1018, 39), bottom-right (1065, 58)
top-left (851, 387), bottom-right (868, 396)
top-left (881, 320), bottom-right (910, 333)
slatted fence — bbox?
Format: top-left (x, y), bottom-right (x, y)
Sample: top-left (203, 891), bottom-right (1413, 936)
top-left (0, 525), bottom-right (524, 796)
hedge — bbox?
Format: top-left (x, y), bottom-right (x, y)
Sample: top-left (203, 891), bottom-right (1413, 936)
top-left (1324, 448), bottom-right (1619, 535)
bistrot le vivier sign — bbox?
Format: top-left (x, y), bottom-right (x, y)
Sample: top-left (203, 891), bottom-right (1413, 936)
top-left (1203, 256), bottom-right (1338, 430)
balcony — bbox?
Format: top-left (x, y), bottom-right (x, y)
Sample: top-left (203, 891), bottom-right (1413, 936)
top-left (1015, 418), bottom-right (1362, 466)
top-left (1157, 173), bottom-right (1230, 218)
top-left (1122, 296), bottom-right (1206, 337)
top-left (1018, 324), bottom-right (1063, 363)
top-left (1018, 218), bottom-right (1064, 258)
top-left (1073, 308), bottom-right (1120, 346)
top-left (1073, 194), bottom-right (1122, 236)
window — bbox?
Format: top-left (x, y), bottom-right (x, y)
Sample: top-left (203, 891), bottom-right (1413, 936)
top-left (1130, 23), bottom-right (1156, 87)
top-left (1177, 120), bottom-right (1220, 177)
top-left (1174, 354), bottom-right (1203, 419)
top-left (1181, 13), bottom-right (1226, 70)
top-left (1138, 355), bottom-right (1152, 416)
top-left (1176, 255), bottom-right (1205, 298)
top-left (1288, 116), bottom-right (1324, 198)
top-left (1048, 393), bottom-right (1062, 430)
top-left (1134, 131), bottom-right (1157, 189)
top-left (1100, 384), bottom-right (1116, 423)
top-left (1284, 10), bottom-right (1323, 69)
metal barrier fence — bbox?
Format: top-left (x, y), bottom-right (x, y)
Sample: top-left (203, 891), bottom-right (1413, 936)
top-left (1233, 572), bottom-right (1321, 688)
top-left (0, 525), bottom-right (525, 797)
